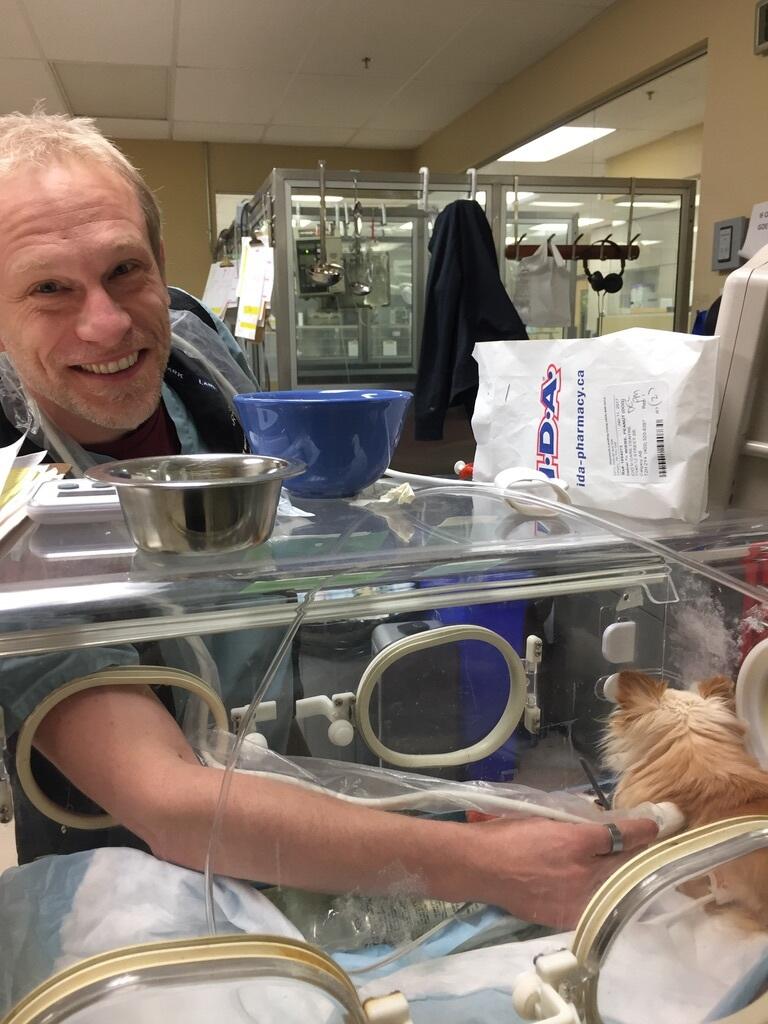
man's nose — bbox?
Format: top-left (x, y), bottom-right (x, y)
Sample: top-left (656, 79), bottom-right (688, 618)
top-left (75, 287), bottom-right (132, 345)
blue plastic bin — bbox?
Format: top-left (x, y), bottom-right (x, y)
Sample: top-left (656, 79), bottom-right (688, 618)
top-left (421, 574), bottom-right (527, 781)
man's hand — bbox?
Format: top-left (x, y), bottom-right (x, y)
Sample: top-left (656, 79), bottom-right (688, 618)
top-left (468, 816), bottom-right (659, 929)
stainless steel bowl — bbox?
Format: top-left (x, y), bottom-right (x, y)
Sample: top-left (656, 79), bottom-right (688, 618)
top-left (86, 454), bottom-right (304, 555)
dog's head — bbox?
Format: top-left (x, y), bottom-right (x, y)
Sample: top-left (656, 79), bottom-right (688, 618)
top-left (603, 671), bottom-right (740, 778)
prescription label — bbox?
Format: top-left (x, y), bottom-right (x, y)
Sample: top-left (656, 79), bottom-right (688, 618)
top-left (602, 380), bottom-right (669, 482)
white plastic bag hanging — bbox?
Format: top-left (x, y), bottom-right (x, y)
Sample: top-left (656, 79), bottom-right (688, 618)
top-left (512, 241), bottom-right (572, 327)
top-left (472, 328), bottom-right (719, 522)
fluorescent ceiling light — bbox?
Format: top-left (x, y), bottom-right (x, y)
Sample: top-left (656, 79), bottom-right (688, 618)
top-left (505, 191), bottom-right (536, 204)
top-left (640, 239), bottom-right (661, 246)
top-left (397, 221), bottom-right (413, 231)
top-left (614, 200), bottom-right (677, 209)
top-left (531, 201), bottom-right (582, 208)
top-left (528, 223), bottom-right (567, 234)
top-left (292, 194), bottom-right (344, 203)
top-left (611, 220), bottom-right (626, 227)
top-left (476, 190), bottom-right (487, 205)
top-left (578, 217), bottom-right (604, 227)
top-left (499, 126), bottom-right (614, 163)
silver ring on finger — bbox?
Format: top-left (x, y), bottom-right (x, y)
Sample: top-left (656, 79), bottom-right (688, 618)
top-left (603, 822), bottom-right (624, 855)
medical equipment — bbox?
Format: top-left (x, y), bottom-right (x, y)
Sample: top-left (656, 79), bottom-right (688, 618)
top-left (709, 242), bottom-right (768, 510)
top-left (0, 930), bottom-right (411, 1024)
top-left (5, 426), bottom-right (768, 1021)
top-left (512, 818), bottom-right (768, 1024)
top-left (26, 479), bottom-right (122, 524)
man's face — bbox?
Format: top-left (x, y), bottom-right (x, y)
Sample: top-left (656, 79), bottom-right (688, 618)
top-left (0, 159), bottom-right (171, 444)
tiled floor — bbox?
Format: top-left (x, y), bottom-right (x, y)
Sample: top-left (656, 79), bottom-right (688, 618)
top-left (0, 822), bottom-right (17, 871)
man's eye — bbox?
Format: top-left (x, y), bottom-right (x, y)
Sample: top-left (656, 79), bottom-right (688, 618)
top-left (111, 262), bottom-right (137, 278)
top-left (34, 281), bottom-right (61, 295)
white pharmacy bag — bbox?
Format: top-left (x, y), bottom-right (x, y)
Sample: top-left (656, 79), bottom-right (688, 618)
top-left (471, 328), bottom-right (719, 522)
top-left (512, 241), bottom-right (572, 327)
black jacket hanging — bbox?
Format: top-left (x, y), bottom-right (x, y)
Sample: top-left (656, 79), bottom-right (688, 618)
top-left (414, 199), bottom-right (527, 441)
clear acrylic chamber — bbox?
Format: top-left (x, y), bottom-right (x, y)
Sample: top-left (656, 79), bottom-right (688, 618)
top-left (1, 487), bottom-right (768, 1023)
top-left (235, 169), bottom-right (695, 388)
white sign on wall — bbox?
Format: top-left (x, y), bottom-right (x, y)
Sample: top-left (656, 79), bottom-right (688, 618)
top-left (739, 200), bottom-right (768, 259)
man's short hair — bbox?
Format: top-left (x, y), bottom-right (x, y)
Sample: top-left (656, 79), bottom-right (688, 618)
top-left (0, 109), bottom-right (162, 266)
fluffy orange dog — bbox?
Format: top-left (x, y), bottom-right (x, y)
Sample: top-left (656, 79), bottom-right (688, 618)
top-left (603, 670), bottom-right (768, 926)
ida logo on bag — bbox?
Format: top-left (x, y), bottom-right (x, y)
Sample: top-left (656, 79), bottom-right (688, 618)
top-left (536, 363), bottom-right (561, 479)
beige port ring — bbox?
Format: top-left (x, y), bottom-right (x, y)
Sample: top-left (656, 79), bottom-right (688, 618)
top-left (354, 624), bottom-right (527, 769)
top-left (16, 666), bottom-right (229, 831)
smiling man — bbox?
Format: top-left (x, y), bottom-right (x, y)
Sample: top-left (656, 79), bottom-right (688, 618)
top-left (0, 160), bottom-right (171, 445)
top-left (0, 111), bottom-right (657, 932)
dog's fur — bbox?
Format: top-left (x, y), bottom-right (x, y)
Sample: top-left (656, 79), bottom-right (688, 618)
top-left (604, 671), bottom-right (768, 927)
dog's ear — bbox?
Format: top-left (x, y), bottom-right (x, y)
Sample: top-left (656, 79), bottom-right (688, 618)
top-left (614, 671), bottom-right (667, 709)
top-left (698, 675), bottom-right (736, 710)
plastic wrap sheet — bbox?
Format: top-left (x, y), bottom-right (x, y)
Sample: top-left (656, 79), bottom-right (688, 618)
top-left (198, 730), bottom-right (662, 825)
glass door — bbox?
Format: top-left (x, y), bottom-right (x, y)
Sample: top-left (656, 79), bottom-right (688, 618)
top-left (504, 185), bottom-right (687, 337)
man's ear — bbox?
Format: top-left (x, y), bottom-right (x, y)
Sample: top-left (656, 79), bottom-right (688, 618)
top-left (615, 671), bottom-right (667, 709)
top-left (698, 675), bottom-right (736, 709)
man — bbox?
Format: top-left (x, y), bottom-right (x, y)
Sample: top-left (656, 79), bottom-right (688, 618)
top-left (0, 112), bottom-right (656, 929)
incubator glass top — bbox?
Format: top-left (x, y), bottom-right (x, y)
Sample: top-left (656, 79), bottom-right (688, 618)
top-left (1, 485), bottom-right (768, 645)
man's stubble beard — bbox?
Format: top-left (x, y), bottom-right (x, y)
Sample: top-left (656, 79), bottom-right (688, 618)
top-left (19, 323), bottom-right (173, 433)
top-left (64, 343), bottom-right (172, 431)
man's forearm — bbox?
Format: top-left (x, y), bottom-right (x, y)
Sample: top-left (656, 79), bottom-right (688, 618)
top-left (35, 685), bottom-right (658, 926)
top-left (150, 759), bottom-right (481, 904)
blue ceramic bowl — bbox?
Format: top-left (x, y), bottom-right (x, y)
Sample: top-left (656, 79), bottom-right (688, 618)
top-left (234, 389), bottom-right (412, 498)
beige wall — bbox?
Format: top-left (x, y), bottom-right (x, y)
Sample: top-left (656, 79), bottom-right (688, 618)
top-left (415, 0), bottom-right (705, 173)
top-left (605, 123), bottom-right (703, 180)
top-left (117, 139), bottom-right (211, 298)
top-left (116, 139), bottom-right (412, 296)
top-left (208, 143), bottom-right (412, 195)
top-left (416, 0), bottom-right (768, 312)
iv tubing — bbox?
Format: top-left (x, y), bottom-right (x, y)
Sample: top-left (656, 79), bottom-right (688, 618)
top-left (202, 502), bottom-right (418, 934)
top-left (196, 755), bottom-right (603, 824)
top-left (203, 589), bottom-right (316, 934)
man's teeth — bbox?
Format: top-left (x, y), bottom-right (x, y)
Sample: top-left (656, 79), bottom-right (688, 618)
top-left (80, 352), bottom-right (140, 375)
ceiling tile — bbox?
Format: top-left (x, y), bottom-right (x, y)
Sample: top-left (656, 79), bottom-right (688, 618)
top-left (55, 62), bottom-right (168, 119)
top-left (261, 124), bottom-right (355, 146)
top-left (366, 78), bottom-right (494, 132)
top-left (24, 0), bottom-right (175, 65)
top-left (298, 0), bottom-right (475, 78)
top-left (272, 74), bottom-right (402, 128)
top-left (173, 120), bottom-right (265, 143)
top-left (178, 0), bottom-right (329, 72)
top-left (94, 117), bottom-right (170, 140)
top-left (174, 67), bottom-right (292, 124)
top-left (0, 58), bottom-right (66, 115)
top-left (423, 1), bottom-right (608, 85)
top-left (0, 1), bottom-right (40, 59)
top-left (347, 127), bottom-right (430, 148)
